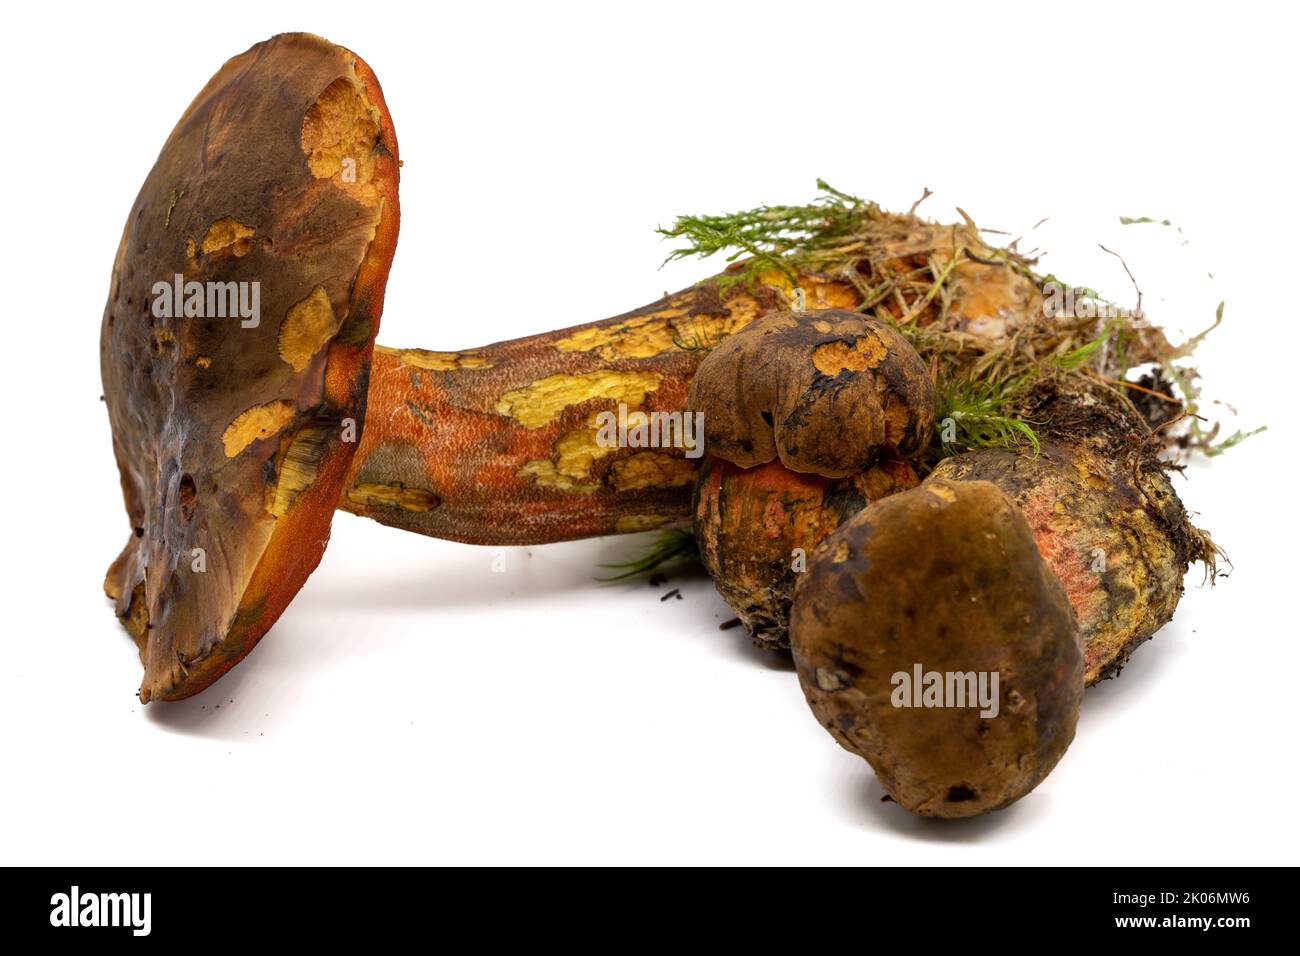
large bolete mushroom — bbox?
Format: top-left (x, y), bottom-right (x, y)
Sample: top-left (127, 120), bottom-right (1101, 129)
top-left (102, 35), bottom-right (871, 700)
top-left (790, 478), bottom-right (1084, 817)
top-left (101, 33), bottom-right (401, 701)
top-left (102, 35), bottom-right (1211, 714)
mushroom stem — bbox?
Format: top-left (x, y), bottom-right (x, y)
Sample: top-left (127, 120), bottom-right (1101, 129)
top-left (341, 276), bottom-right (860, 544)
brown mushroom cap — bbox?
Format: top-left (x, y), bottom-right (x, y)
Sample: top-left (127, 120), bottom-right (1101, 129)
top-left (790, 479), bottom-right (1083, 817)
top-left (100, 34), bottom-right (400, 701)
top-left (685, 309), bottom-right (935, 478)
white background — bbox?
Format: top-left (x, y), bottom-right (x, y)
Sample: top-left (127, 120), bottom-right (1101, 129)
top-left (1, 0), bottom-right (1296, 865)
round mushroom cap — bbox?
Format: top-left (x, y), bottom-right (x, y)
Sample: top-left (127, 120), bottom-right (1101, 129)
top-left (685, 309), bottom-right (935, 477)
top-left (790, 478), bottom-right (1083, 817)
top-left (100, 34), bottom-right (400, 701)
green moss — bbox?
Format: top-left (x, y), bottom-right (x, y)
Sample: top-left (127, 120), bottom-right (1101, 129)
top-left (935, 375), bottom-right (1041, 458)
top-left (598, 528), bottom-right (700, 582)
top-left (662, 181), bottom-right (1258, 462)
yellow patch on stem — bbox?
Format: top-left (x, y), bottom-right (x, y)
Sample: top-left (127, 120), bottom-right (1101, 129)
top-left (346, 482), bottom-right (440, 512)
top-left (555, 313), bottom-right (684, 360)
top-left (495, 371), bottom-right (662, 429)
top-left (610, 452), bottom-right (698, 491)
top-left (615, 514), bottom-right (671, 533)
top-left (553, 277), bottom-right (860, 360)
top-left (516, 428), bottom-right (614, 493)
top-left (380, 345), bottom-right (494, 371)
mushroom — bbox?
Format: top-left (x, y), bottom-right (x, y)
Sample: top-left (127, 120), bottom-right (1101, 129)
top-left (687, 310), bottom-right (935, 476)
top-left (102, 34), bottom-right (1212, 709)
top-left (684, 310), bottom-right (935, 646)
top-left (102, 36), bottom-right (867, 700)
top-left (790, 478), bottom-right (1084, 817)
top-left (101, 34), bottom-right (400, 701)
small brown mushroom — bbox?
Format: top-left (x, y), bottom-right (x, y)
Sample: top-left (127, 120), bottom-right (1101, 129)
top-left (790, 478), bottom-right (1084, 817)
top-left (101, 34), bottom-right (401, 701)
top-left (684, 310), bottom-right (934, 646)
top-left (687, 310), bottom-right (936, 477)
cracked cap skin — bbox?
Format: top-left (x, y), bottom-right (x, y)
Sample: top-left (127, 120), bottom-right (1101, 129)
top-left (100, 33), bottom-right (400, 701)
top-left (685, 309), bottom-right (936, 478)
